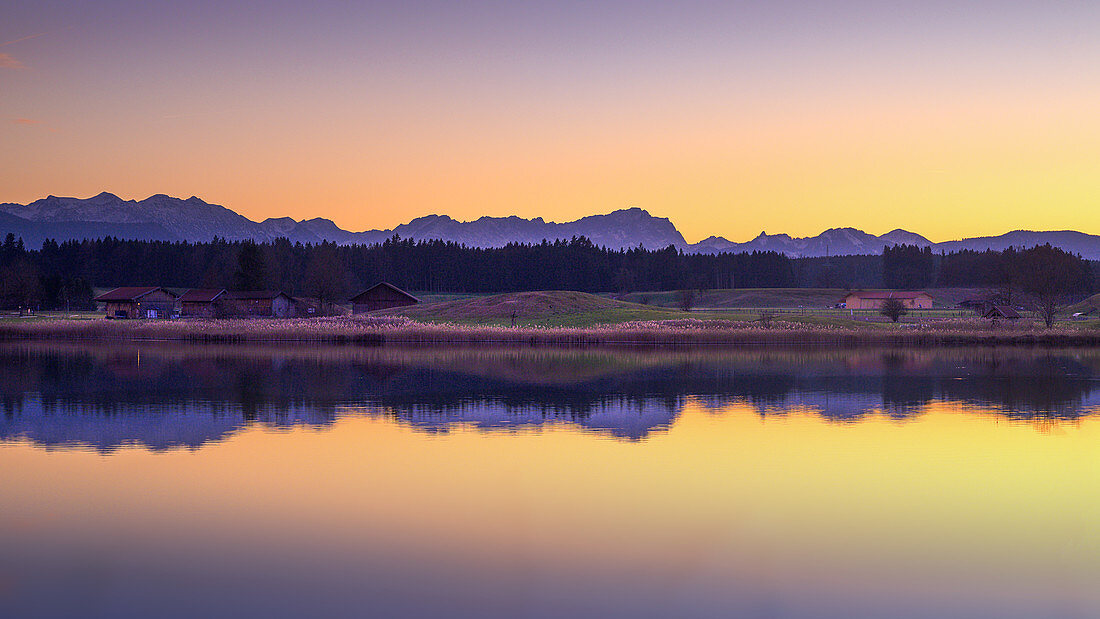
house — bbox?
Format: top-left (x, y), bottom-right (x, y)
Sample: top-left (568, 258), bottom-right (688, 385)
top-left (983, 305), bottom-right (1021, 320)
top-left (178, 289), bottom-right (227, 318)
top-left (221, 291), bottom-right (297, 318)
top-left (349, 282), bottom-right (419, 314)
top-left (95, 287), bottom-right (179, 319)
top-left (840, 291), bottom-right (934, 310)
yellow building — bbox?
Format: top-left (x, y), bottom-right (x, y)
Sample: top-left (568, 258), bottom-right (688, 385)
top-left (841, 291), bottom-right (934, 310)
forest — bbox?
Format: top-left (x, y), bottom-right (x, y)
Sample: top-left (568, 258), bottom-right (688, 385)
top-left (0, 234), bottom-right (794, 309)
top-left (0, 233), bottom-right (1095, 311)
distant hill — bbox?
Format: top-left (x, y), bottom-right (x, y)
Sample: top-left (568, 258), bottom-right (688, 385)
top-left (377, 290), bottom-right (662, 326)
top-left (2, 192), bottom-right (1099, 259)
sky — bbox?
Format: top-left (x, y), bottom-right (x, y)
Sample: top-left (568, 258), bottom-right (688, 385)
top-left (2, 1), bottom-right (1099, 243)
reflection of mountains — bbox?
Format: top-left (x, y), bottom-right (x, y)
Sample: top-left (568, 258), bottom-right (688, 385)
top-left (2, 344), bottom-right (1099, 451)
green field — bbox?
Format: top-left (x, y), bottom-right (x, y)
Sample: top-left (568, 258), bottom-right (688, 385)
top-left (9, 288), bottom-right (1096, 331)
top-left (380, 290), bottom-right (894, 329)
top-left (380, 289), bottom-right (1098, 329)
top-left (0, 310), bottom-right (105, 322)
top-left (612, 287), bottom-right (988, 309)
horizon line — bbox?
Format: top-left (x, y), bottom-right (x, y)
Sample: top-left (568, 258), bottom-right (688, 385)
top-left (2, 190), bottom-right (1093, 247)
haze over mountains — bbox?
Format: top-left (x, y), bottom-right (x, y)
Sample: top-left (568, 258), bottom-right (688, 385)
top-left (2, 192), bottom-right (1098, 259)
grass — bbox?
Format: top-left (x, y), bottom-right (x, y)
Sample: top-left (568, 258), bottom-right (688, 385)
top-left (3, 290), bottom-right (1098, 347)
top-left (1066, 293), bottom-right (1100, 316)
top-left (614, 288), bottom-right (848, 309)
top-left (376, 291), bottom-right (700, 327)
top-left (612, 287), bottom-right (993, 309)
top-left (376, 290), bottom-right (884, 328)
top-left (2, 311), bottom-right (1100, 348)
top-left (0, 310), bottom-right (106, 322)
top-left (377, 290), bottom-right (987, 329)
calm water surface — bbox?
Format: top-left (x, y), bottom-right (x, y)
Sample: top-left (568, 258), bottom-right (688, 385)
top-left (1, 342), bottom-right (1099, 618)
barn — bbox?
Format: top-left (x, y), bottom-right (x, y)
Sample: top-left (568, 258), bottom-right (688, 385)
top-left (840, 291), bottom-right (934, 310)
top-left (221, 291), bottom-right (297, 318)
top-left (95, 287), bottom-right (179, 319)
top-left (349, 283), bottom-right (420, 314)
top-left (178, 289), bottom-right (227, 318)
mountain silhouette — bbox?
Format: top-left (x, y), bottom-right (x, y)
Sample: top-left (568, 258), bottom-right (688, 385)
top-left (2, 192), bottom-right (1098, 258)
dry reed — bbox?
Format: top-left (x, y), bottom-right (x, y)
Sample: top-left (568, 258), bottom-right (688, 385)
top-left (2, 316), bottom-right (1099, 348)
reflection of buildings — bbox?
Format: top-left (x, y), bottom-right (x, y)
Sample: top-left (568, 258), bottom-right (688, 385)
top-left (2, 344), bottom-right (1099, 452)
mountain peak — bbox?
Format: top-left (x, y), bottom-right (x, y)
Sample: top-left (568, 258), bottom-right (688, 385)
top-left (4, 192), bottom-right (1100, 259)
top-left (880, 229), bottom-right (933, 246)
top-left (608, 206), bottom-right (651, 217)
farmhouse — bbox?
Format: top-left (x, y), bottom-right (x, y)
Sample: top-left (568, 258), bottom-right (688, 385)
top-left (349, 283), bottom-right (419, 314)
top-left (178, 289), bottom-right (227, 318)
top-left (841, 291), bottom-right (934, 310)
top-left (221, 291), bottom-right (297, 318)
top-left (95, 287), bottom-right (179, 319)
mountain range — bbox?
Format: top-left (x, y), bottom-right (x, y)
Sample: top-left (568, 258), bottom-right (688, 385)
top-left (2, 192), bottom-right (1098, 259)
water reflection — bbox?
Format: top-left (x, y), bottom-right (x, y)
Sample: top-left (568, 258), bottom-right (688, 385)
top-left (2, 342), bottom-right (1099, 452)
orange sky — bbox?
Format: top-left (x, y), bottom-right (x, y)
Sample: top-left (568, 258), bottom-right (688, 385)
top-left (3, 3), bottom-right (1099, 243)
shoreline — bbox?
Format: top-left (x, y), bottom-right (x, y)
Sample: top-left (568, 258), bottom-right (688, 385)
top-left (2, 317), bottom-right (1100, 348)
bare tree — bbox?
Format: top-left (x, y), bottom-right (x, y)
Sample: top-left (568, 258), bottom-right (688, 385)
top-left (304, 245), bottom-right (350, 315)
top-left (880, 298), bottom-right (908, 323)
top-left (1018, 244), bottom-right (1093, 328)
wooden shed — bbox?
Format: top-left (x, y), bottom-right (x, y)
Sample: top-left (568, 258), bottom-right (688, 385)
top-left (221, 291), bottom-right (296, 318)
top-left (983, 305), bottom-right (1022, 320)
top-left (178, 289), bottom-right (227, 318)
top-left (349, 283), bottom-right (419, 314)
top-left (95, 287), bottom-right (179, 319)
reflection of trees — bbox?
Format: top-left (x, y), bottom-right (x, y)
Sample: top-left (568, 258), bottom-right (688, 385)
top-left (1, 344), bottom-right (1099, 451)
top-left (932, 355), bottom-right (1096, 419)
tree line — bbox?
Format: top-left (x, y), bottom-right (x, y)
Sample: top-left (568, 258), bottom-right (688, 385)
top-left (798, 244), bottom-right (1097, 295)
top-left (1, 233), bottom-right (1094, 314)
top-left (0, 233), bottom-right (795, 310)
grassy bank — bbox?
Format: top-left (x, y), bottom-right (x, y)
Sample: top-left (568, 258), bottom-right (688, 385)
top-left (3, 314), bottom-right (1100, 348)
top-left (610, 287), bottom-right (989, 309)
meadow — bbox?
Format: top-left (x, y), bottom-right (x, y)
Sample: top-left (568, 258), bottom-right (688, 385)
top-left (3, 290), bottom-right (1098, 347)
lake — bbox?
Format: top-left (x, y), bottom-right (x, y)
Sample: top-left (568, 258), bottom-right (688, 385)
top-left (1, 342), bottom-right (1099, 618)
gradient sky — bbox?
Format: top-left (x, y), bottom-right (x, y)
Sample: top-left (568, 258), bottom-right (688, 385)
top-left (2, 1), bottom-right (1099, 243)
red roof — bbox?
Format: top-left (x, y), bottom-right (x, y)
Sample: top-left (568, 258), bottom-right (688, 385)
top-left (844, 291), bottom-right (930, 299)
top-left (178, 289), bottom-right (226, 303)
top-left (94, 287), bottom-right (174, 302)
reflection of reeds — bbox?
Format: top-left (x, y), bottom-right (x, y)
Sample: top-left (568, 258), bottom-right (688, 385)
top-left (3, 316), bottom-right (1100, 347)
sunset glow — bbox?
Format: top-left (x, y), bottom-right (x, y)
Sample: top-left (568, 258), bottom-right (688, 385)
top-left (3, 405), bottom-right (1099, 615)
top-left (4, 2), bottom-right (1099, 242)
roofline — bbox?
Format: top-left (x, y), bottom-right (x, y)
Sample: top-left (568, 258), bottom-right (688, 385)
top-left (842, 291), bottom-right (932, 298)
top-left (349, 282), bottom-right (420, 303)
top-left (223, 290), bottom-right (295, 300)
top-left (178, 289), bottom-right (228, 302)
top-left (93, 286), bottom-right (177, 302)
